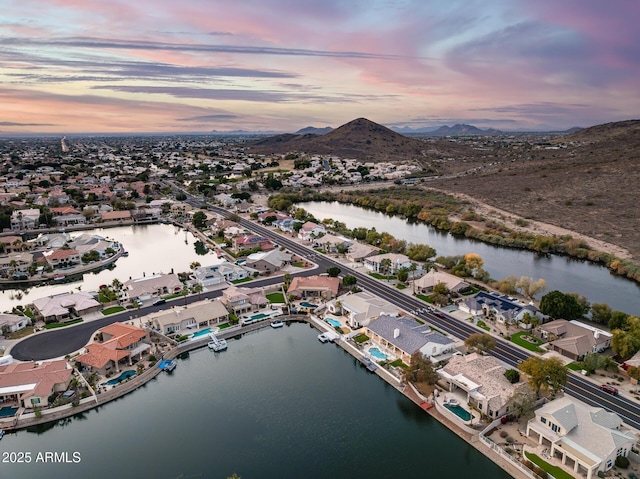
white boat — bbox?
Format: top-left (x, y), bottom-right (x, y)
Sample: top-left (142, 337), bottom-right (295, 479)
top-left (318, 331), bottom-right (340, 343)
top-left (270, 320), bottom-right (284, 328)
top-left (208, 333), bottom-right (228, 352)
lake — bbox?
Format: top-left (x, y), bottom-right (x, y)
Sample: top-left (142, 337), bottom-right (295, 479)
top-left (299, 201), bottom-right (640, 315)
top-left (0, 323), bottom-right (511, 479)
top-left (0, 224), bottom-right (222, 311)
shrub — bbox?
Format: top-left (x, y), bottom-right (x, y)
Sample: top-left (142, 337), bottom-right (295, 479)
top-left (615, 456), bottom-right (630, 468)
top-left (500, 430), bottom-right (508, 438)
top-left (505, 436), bottom-right (514, 444)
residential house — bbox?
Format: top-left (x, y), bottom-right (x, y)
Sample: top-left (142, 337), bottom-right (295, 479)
top-left (234, 235), bottom-right (273, 253)
top-left (273, 218), bottom-right (300, 233)
top-left (0, 360), bottom-right (72, 408)
top-left (259, 211), bottom-right (290, 223)
top-left (345, 242), bottom-right (379, 263)
top-left (101, 210), bottom-right (132, 222)
top-left (0, 236), bottom-right (29, 253)
top-left (326, 291), bottom-right (400, 329)
top-left (245, 249), bottom-right (292, 274)
top-left (313, 234), bottom-right (352, 253)
top-left (526, 395), bottom-right (637, 479)
top-left (297, 221), bottom-right (326, 241)
top-left (459, 291), bottom-right (544, 326)
top-left (413, 269), bottom-right (470, 294)
top-left (122, 273), bottom-right (183, 303)
top-left (149, 299), bottom-right (229, 334)
top-left (288, 275), bottom-right (340, 300)
top-left (0, 252), bottom-right (33, 277)
top-left (10, 208), bottom-right (40, 230)
top-left (438, 353), bottom-right (533, 419)
top-left (540, 319), bottom-right (612, 361)
top-left (44, 248), bottom-right (81, 269)
top-left (365, 315), bottom-right (456, 364)
top-left (32, 292), bottom-right (102, 323)
top-left (192, 262), bottom-right (250, 287)
top-left (364, 253), bottom-right (412, 275)
top-left (54, 214), bottom-right (87, 227)
top-left (220, 286), bottom-right (269, 315)
top-left (75, 323), bottom-right (150, 376)
top-left (0, 313), bottom-right (30, 333)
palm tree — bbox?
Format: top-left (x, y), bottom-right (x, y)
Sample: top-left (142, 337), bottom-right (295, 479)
top-left (380, 258), bottom-right (392, 278)
top-left (409, 262), bottom-right (418, 294)
top-left (192, 284), bottom-right (203, 301)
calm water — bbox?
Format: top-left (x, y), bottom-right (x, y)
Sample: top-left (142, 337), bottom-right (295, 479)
top-left (1, 324), bottom-right (511, 479)
top-left (300, 201), bottom-right (640, 315)
top-left (0, 224), bottom-right (221, 311)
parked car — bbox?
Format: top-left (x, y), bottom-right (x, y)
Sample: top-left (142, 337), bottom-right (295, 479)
top-left (600, 384), bottom-right (619, 395)
top-left (153, 299), bottom-right (166, 306)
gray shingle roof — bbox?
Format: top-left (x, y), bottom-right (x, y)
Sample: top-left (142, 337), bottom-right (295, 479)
top-left (367, 315), bottom-right (427, 354)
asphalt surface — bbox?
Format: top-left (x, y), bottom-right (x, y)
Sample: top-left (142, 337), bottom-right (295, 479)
top-left (11, 187), bottom-right (640, 430)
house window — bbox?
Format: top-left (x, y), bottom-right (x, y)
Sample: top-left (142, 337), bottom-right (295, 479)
top-left (541, 417), bottom-right (547, 424)
top-left (606, 460), bottom-right (613, 470)
top-left (31, 398), bottom-right (40, 405)
top-left (551, 423), bottom-right (560, 433)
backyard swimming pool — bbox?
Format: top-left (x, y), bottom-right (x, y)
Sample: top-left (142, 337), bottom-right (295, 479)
top-left (104, 370), bottom-right (136, 386)
top-left (0, 406), bottom-right (18, 418)
top-left (191, 328), bottom-right (212, 338)
top-left (300, 302), bottom-right (317, 308)
top-left (368, 347), bottom-right (388, 361)
top-left (326, 318), bottom-right (341, 328)
top-left (444, 403), bottom-right (472, 421)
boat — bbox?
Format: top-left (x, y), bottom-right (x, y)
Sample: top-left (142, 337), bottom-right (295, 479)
top-left (122, 250), bottom-right (129, 257)
top-left (270, 320), bottom-right (284, 328)
top-left (158, 359), bottom-right (177, 372)
top-left (53, 274), bottom-right (66, 281)
top-left (318, 331), bottom-right (340, 343)
top-left (0, 429), bottom-right (5, 440)
top-left (208, 333), bottom-right (228, 352)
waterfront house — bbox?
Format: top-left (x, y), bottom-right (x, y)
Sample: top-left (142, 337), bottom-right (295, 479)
top-left (192, 262), bottom-right (250, 287)
top-left (540, 320), bottom-right (612, 361)
top-left (149, 299), bottom-right (229, 334)
top-left (326, 291), bottom-right (400, 329)
top-left (44, 248), bottom-right (81, 269)
top-left (297, 221), bottom-right (326, 242)
top-left (101, 210), bottom-right (132, 222)
top-left (526, 395), bottom-right (637, 479)
top-left (54, 214), bottom-right (87, 227)
top-left (364, 253), bottom-right (412, 275)
top-left (245, 249), bottom-right (292, 274)
top-left (288, 275), bottom-right (340, 300)
top-left (0, 252), bottom-right (33, 277)
top-left (413, 269), bottom-right (470, 294)
top-left (75, 323), bottom-right (149, 375)
top-left (32, 292), bottom-right (102, 323)
top-left (220, 286), bottom-right (268, 315)
top-left (438, 353), bottom-right (532, 419)
top-left (313, 234), bottom-right (352, 253)
top-left (0, 359), bottom-right (72, 408)
top-left (345, 242), bottom-right (379, 263)
top-left (365, 315), bottom-right (456, 364)
top-left (459, 291), bottom-right (544, 326)
top-left (0, 235), bottom-right (29, 253)
top-left (0, 313), bottom-right (30, 333)
top-left (122, 273), bottom-right (183, 303)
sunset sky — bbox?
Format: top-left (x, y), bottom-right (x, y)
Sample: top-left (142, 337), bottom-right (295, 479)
top-left (1, 0), bottom-right (639, 133)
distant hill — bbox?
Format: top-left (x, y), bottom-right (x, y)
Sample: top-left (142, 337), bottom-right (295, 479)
top-left (428, 124), bottom-right (501, 136)
top-left (557, 119), bottom-right (640, 144)
top-left (247, 117), bottom-right (475, 163)
top-left (295, 126), bottom-right (333, 135)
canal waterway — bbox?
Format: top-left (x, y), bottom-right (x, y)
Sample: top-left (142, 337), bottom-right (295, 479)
top-left (0, 224), bottom-right (222, 311)
top-left (300, 201), bottom-right (640, 315)
top-left (1, 323), bottom-right (511, 479)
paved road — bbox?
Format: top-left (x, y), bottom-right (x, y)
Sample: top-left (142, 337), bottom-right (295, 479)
top-left (13, 185), bottom-right (640, 430)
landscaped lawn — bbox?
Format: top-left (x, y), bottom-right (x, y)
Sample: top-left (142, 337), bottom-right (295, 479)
top-left (218, 322), bottom-right (231, 330)
top-left (476, 320), bottom-right (491, 331)
top-left (567, 362), bottom-right (583, 371)
top-left (353, 333), bottom-right (369, 344)
top-left (102, 306), bottom-right (126, 315)
top-left (43, 319), bottom-right (84, 329)
top-left (369, 273), bottom-right (396, 280)
top-left (266, 292), bottom-right (285, 303)
top-left (4, 327), bottom-right (35, 340)
top-left (231, 277), bottom-right (253, 284)
top-left (415, 294), bottom-right (433, 303)
top-left (396, 284), bottom-right (407, 290)
top-left (292, 261), bottom-right (304, 267)
top-left (511, 331), bottom-right (545, 353)
top-left (525, 452), bottom-right (575, 479)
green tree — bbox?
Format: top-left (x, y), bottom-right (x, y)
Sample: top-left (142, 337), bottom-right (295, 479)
top-left (379, 258), bottom-right (392, 276)
top-left (504, 369), bottom-right (520, 383)
top-left (609, 310), bottom-right (630, 330)
top-left (192, 211), bottom-right (207, 229)
top-left (464, 333), bottom-right (496, 354)
top-left (432, 281), bottom-right (449, 295)
top-left (326, 266), bottom-right (341, 277)
top-left (518, 357), bottom-right (568, 397)
top-left (396, 268), bottom-right (409, 283)
top-left (402, 351), bottom-right (436, 385)
top-left (539, 290), bottom-right (584, 320)
top-left (506, 391), bottom-right (536, 419)
top-left (590, 303), bottom-right (612, 325)
top-left (406, 243), bottom-right (436, 262)
top-left (342, 275), bottom-right (357, 287)
top-left (611, 317), bottom-right (640, 359)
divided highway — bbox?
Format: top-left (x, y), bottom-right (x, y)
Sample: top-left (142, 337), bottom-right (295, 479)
top-left (12, 188), bottom-right (640, 430)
